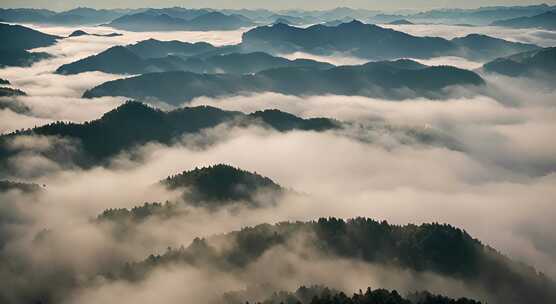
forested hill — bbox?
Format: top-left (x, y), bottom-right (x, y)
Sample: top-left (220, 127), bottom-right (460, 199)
top-left (482, 47), bottom-right (556, 79)
top-left (0, 102), bottom-right (340, 170)
top-left (0, 23), bottom-right (57, 67)
top-left (83, 60), bottom-right (485, 104)
top-left (97, 164), bottom-right (286, 222)
top-left (117, 217), bottom-right (556, 304)
top-left (0, 23), bottom-right (59, 50)
top-left (224, 285), bottom-right (482, 304)
top-left (163, 164), bottom-right (284, 208)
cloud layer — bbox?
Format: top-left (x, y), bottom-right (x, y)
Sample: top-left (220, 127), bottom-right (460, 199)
top-left (0, 22), bottom-right (555, 304)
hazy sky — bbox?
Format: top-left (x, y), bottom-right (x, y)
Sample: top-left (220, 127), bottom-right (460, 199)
top-left (0, 0), bottom-right (555, 12)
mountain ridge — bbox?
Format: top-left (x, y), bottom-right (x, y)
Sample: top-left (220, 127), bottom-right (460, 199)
top-left (82, 59), bottom-right (485, 104)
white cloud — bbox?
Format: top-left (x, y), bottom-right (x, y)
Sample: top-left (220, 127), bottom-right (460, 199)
top-left (381, 24), bottom-right (556, 47)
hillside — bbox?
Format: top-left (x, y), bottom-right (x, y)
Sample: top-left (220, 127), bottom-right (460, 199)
top-left (482, 47), bottom-right (556, 78)
top-left (82, 60), bottom-right (485, 104)
top-left (162, 164), bottom-right (283, 208)
top-left (56, 48), bottom-right (333, 75)
top-left (225, 285), bottom-right (482, 304)
top-left (0, 23), bottom-right (57, 66)
top-left (492, 11), bottom-right (556, 30)
top-left (241, 21), bottom-right (538, 61)
top-left (0, 23), bottom-right (59, 50)
top-left (116, 217), bottom-right (556, 304)
top-left (0, 102), bottom-right (339, 169)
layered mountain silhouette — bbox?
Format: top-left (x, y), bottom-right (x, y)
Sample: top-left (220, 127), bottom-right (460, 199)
top-left (115, 217), bottom-right (556, 304)
top-left (0, 8), bottom-right (57, 23)
top-left (106, 10), bottom-right (254, 31)
top-left (407, 4), bottom-right (555, 25)
top-left (0, 7), bottom-right (134, 25)
top-left (0, 102), bottom-right (339, 169)
top-left (482, 47), bottom-right (556, 78)
top-left (1, 5), bottom-right (554, 27)
top-left (82, 60), bottom-right (485, 104)
top-left (492, 11), bottom-right (556, 30)
top-left (58, 21), bottom-right (539, 76)
top-left (268, 14), bottom-right (311, 26)
top-left (241, 21), bottom-right (539, 61)
top-left (0, 23), bottom-right (58, 67)
top-left (56, 46), bottom-right (333, 75)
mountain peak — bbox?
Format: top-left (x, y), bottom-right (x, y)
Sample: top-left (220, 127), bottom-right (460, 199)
top-left (163, 164), bottom-right (283, 207)
top-left (68, 29), bottom-right (88, 37)
top-left (98, 101), bottom-right (162, 123)
top-left (340, 19), bottom-right (365, 27)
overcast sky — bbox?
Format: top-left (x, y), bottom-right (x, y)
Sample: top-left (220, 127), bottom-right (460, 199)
top-left (0, 0), bottom-right (555, 12)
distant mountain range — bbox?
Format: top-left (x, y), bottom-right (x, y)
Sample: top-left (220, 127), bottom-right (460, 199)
top-left (241, 21), bottom-right (539, 61)
top-left (82, 59), bottom-right (485, 104)
top-left (0, 102), bottom-right (338, 171)
top-left (2, 4), bottom-right (554, 28)
top-left (482, 47), bottom-right (556, 78)
top-left (406, 4), bottom-right (556, 25)
top-left (0, 7), bottom-right (138, 25)
top-left (56, 43), bottom-right (333, 75)
top-left (0, 23), bottom-right (58, 67)
top-left (106, 10), bottom-right (254, 31)
top-left (492, 10), bottom-right (556, 30)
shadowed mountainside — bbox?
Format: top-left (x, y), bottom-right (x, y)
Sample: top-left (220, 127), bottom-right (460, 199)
top-left (0, 102), bottom-right (339, 170)
top-left (0, 23), bottom-right (58, 67)
top-left (482, 47), bottom-right (556, 78)
top-left (82, 60), bottom-right (485, 104)
top-left (114, 217), bottom-right (556, 304)
top-left (56, 47), bottom-right (333, 75)
top-left (241, 21), bottom-right (539, 61)
top-left (492, 11), bottom-right (556, 30)
top-left (224, 285), bottom-right (482, 304)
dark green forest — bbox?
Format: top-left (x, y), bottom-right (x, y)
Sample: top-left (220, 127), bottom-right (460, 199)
top-left (83, 60), bottom-right (485, 104)
top-left (115, 217), bottom-right (556, 304)
top-left (0, 102), bottom-right (339, 173)
top-left (224, 285), bottom-right (482, 304)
